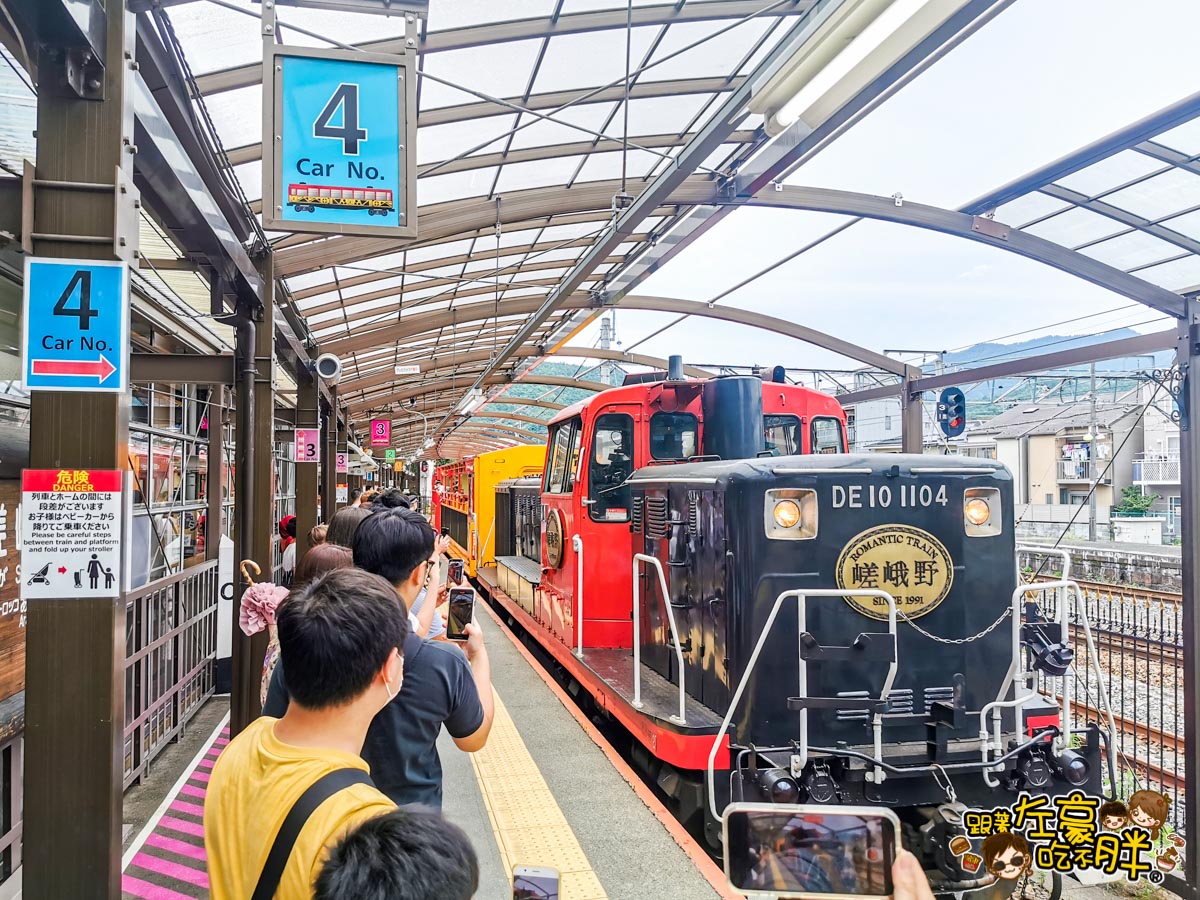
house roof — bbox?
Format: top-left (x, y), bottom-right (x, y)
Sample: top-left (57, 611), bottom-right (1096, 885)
top-left (973, 401), bottom-right (1142, 440)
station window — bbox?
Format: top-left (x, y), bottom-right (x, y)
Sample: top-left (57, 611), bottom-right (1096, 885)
top-left (588, 413), bottom-right (634, 522)
top-left (650, 412), bottom-right (698, 461)
top-left (273, 435), bottom-right (297, 582)
top-left (129, 384), bottom-right (235, 588)
top-left (811, 416), bottom-right (845, 454)
top-left (764, 414), bottom-right (802, 455)
top-left (544, 417), bottom-right (581, 494)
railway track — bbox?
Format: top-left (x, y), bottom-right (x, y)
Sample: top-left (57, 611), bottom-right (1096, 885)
top-left (1066, 696), bottom-right (1184, 791)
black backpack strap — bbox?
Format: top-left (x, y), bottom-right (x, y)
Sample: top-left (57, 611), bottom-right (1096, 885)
top-left (251, 768), bottom-right (375, 900)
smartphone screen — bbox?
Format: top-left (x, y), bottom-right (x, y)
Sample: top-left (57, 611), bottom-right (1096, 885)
top-left (447, 558), bottom-right (465, 583)
top-left (724, 805), bottom-right (896, 898)
top-left (447, 588), bottom-right (474, 642)
top-left (513, 865), bottom-right (559, 899)
top-left (440, 526), bottom-right (450, 537)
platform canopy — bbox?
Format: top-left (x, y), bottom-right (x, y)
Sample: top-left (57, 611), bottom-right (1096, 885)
top-left (140, 0), bottom-right (1200, 459)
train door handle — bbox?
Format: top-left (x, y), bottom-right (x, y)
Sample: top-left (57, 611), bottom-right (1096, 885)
top-left (709, 598), bottom-right (724, 616)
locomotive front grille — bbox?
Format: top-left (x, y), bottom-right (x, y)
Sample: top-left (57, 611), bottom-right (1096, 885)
top-left (631, 496), bottom-right (644, 533)
top-left (923, 686), bottom-right (954, 712)
top-left (837, 689), bottom-right (914, 720)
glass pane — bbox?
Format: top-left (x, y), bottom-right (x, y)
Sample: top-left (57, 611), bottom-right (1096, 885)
top-left (129, 432), bottom-right (150, 504)
top-left (645, 19), bottom-right (774, 82)
top-left (151, 512), bottom-right (183, 580)
top-left (1136, 254), bottom-right (1200, 290)
top-left (1021, 207), bottom-right (1123, 247)
top-left (1159, 208), bottom-right (1200, 241)
top-left (1055, 150), bottom-right (1165, 198)
top-left (764, 415), bottom-right (801, 455)
top-left (1150, 120), bottom-right (1200, 156)
top-left (650, 412), bottom-right (697, 460)
top-left (994, 192), bottom-right (1071, 226)
top-left (812, 417), bottom-right (845, 455)
top-left (152, 438), bottom-right (183, 505)
top-left (1103, 168), bottom-right (1200, 221)
top-left (1078, 230), bottom-right (1185, 270)
top-left (589, 413), bottom-right (634, 522)
top-left (132, 384), bottom-right (151, 426)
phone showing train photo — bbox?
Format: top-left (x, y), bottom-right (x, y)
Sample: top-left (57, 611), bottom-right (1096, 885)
top-left (447, 587), bottom-right (474, 642)
top-left (513, 865), bottom-right (559, 899)
top-left (447, 558), bottom-right (465, 584)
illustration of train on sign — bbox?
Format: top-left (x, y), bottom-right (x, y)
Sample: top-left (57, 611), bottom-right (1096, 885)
top-left (433, 356), bottom-right (1116, 896)
top-left (286, 182), bottom-right (394, 215)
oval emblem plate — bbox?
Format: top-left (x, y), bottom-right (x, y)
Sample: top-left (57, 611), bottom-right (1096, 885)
top-left (835, 524), bottom-right (954, 621)
top-left (544, 507), bottom-right (565, 570)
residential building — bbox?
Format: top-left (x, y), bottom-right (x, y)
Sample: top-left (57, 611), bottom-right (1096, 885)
top-left (1133, 383), bottom-right (1182, 536)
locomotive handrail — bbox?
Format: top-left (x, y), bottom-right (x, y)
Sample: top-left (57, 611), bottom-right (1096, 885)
top-left (573, 534), bottom-right (584, 659)
top-left (982, 578), bottom-right (1118, 787)
top-left (1016, 544), bottom-right (1072, 581)
top-left (632, 554), bottom-right (687, 726)
top-left (705, 589), bottom-right (898, 824)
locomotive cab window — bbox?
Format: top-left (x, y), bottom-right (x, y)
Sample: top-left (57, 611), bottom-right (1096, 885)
top-left (650, 412), bottom-right (698, 460)
top-left (588, 413), bottom-right (634, 522)
top-left (811, 416), bottom-right (846, 454)
top-left (544, 417), bottom-right (581, 494)
top-left (764, 415), bottom-right (801, 455)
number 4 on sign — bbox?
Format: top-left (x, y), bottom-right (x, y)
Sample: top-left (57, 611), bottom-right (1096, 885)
top-left (53, 270), bottom-right (98, 330)
top-left (314, 83), bottom-right (367, 155)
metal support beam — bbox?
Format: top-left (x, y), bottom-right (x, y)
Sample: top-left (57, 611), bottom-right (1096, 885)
top-left (900, 366), bottom-right (924, 454)
top-left (321, 392), bottom-right (338, 519)
top-left (23, 6), bottom-right (132, 897)
top-left (835, 329), bottom-right (1178, 406)
top-left (1174, 297), bottom-right (1200, 900)
top-left (294, 369), bottom-right (319, 561)
top-left (131, 353), bottom-right (236, 384)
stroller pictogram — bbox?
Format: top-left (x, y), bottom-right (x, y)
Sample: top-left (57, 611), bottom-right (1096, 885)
top-left (26, 564), bottom-right (51, 586)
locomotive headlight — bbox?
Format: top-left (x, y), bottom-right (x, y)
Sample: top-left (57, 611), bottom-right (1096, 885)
top-left (773, 500), bottom-right (802, 528)
top-left (964, 487), bottom-right (1002, 537)
top-left (765, 489), bottom-right (817, 540)
top-left (964, 498), bottom-right (990, 526)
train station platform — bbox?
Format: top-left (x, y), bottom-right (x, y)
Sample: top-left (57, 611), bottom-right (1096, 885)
top-left (117, 602), bottom-right (731, 900)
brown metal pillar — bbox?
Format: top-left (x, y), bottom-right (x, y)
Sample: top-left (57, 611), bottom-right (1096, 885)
top-left (206, 386), bottom-right (226, 563)
top-left (294, 369), bottom-right (319, 560)
top-left (1174, 296), bottom-right (1199, 899)
top-left (23, 8), bottom-right (133, 898)
top-left (900, 366), bottom-right (924, 454)
top-left (230, 258), bottom-right (276, 735)
top-left (320, 392), bottom-right (338, 519)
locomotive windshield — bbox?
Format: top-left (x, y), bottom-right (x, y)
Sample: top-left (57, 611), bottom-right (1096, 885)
top-left (588, 413), bottom-right (634, 522)
top-left (545, 417), bottom-right (581, 493)
top-left (650, 412), bottom-right (698, 460)
top-left (764, 414), bottom-right (801, 455)
top-left (811, 416), bottom-right (845, 454)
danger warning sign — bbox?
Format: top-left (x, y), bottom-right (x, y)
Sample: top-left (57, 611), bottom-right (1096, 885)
top-left (21, 469), bottom-right (122, 600)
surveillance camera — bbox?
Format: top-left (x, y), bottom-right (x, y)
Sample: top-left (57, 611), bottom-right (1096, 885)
top-left (315, 353), bottom-right (342, 385)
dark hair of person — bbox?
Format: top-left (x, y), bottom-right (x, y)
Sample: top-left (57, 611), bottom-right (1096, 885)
top-left (275, 568), bottom-right (406, 710)
top-left (325, 506), bottom-right (372, 548)
top-left (1099, 800), bottom-right (1127, 821)
top-left (349, 487), bottom-right (362, 502)
top-left (353, 507), bottom-right (435, 588)
top-left (285, 517), bottom-right (297, 539)
top-left (981, 832), bottom-right (1029, 873)
top-left (292, 542), bottom-right (353, 592)
top-left (372, 488), bottom-right (411, 510)
top-left (314, 808), bottom-right (479, 900)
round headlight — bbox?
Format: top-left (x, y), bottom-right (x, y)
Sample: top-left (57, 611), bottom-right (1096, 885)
top-left (773, 499), bottom-right (802, 528)
top-left (965, 497), bottom-right (991, 526)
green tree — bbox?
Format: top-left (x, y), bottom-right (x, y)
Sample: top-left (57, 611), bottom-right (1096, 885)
top-left (1112, 485), bottom-right (1158, 515)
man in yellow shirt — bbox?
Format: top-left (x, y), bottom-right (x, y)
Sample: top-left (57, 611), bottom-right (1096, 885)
top-left (204, 568), bottom-right (405, 900)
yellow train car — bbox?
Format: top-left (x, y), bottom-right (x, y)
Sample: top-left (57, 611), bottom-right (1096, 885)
top-left (433, 444), bottom-right (545, 577)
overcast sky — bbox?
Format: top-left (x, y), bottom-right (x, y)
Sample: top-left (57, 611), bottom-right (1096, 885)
top-left (576, 0), bottom-right (1200, 374)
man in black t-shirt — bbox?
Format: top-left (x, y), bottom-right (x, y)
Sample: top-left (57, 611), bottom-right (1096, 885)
top-left (264, 507), bottom-right (494, 807)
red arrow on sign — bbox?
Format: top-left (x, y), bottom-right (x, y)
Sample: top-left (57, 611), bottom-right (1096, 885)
top-left (32, 355), bottom-right (117, 383)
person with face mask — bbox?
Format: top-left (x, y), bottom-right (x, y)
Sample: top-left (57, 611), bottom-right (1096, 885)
top-left (205, 568), bottom-right (406, 900)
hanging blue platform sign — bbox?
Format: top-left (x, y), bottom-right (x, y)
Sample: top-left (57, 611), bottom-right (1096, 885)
top-left (22, 257), bottom-right (129, 393)
top-left (263, 45), bottom-right (416, 240)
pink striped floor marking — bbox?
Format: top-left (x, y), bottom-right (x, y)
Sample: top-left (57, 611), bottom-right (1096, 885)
top-left (166, 798), bottom-right (206, 818)
top-left (158, 815), bottom-right (204, 839)
top-left (179, 783), bottom-right (206, 800)
top-left (121, 874), bottom-right (195, 900)
top-left (144, 832), bottom-right (208, 863)
top-left (188, 769), bottom-right (210, 783)
top-left (130, 852), bottom-right (209, 889)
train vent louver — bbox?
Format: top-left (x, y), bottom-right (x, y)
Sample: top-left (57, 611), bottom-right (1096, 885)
top-left (645, 496), bottom-right (669, 539)
top-left (687, 492), bottom-right (701, 537)
top-left (924, 686), bottom-right (954, 712)
top-left (836, 689), bottom-right (914, 720)
top-left (631, 496), bottom-right (644, 533)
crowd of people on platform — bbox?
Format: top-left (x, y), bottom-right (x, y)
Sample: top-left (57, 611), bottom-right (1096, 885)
top-left (204, 487), bottom-right (487, 900)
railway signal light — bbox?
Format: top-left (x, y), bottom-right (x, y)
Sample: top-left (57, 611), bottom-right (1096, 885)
top-left (937, 387), bottom-right (966, 438)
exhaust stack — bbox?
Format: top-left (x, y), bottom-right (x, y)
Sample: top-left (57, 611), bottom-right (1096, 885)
top-left (667, 354), bottom-right (685, 381)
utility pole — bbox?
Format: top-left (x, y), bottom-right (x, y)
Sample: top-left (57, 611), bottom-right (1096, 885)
top-left (1089, 362), bottom-right (1098, 542)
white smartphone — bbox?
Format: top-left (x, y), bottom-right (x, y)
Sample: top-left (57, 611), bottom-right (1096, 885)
top-left (723, 803), bottom-right (900, 899)
top-left (513, 864), bottom-right (560, 899)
